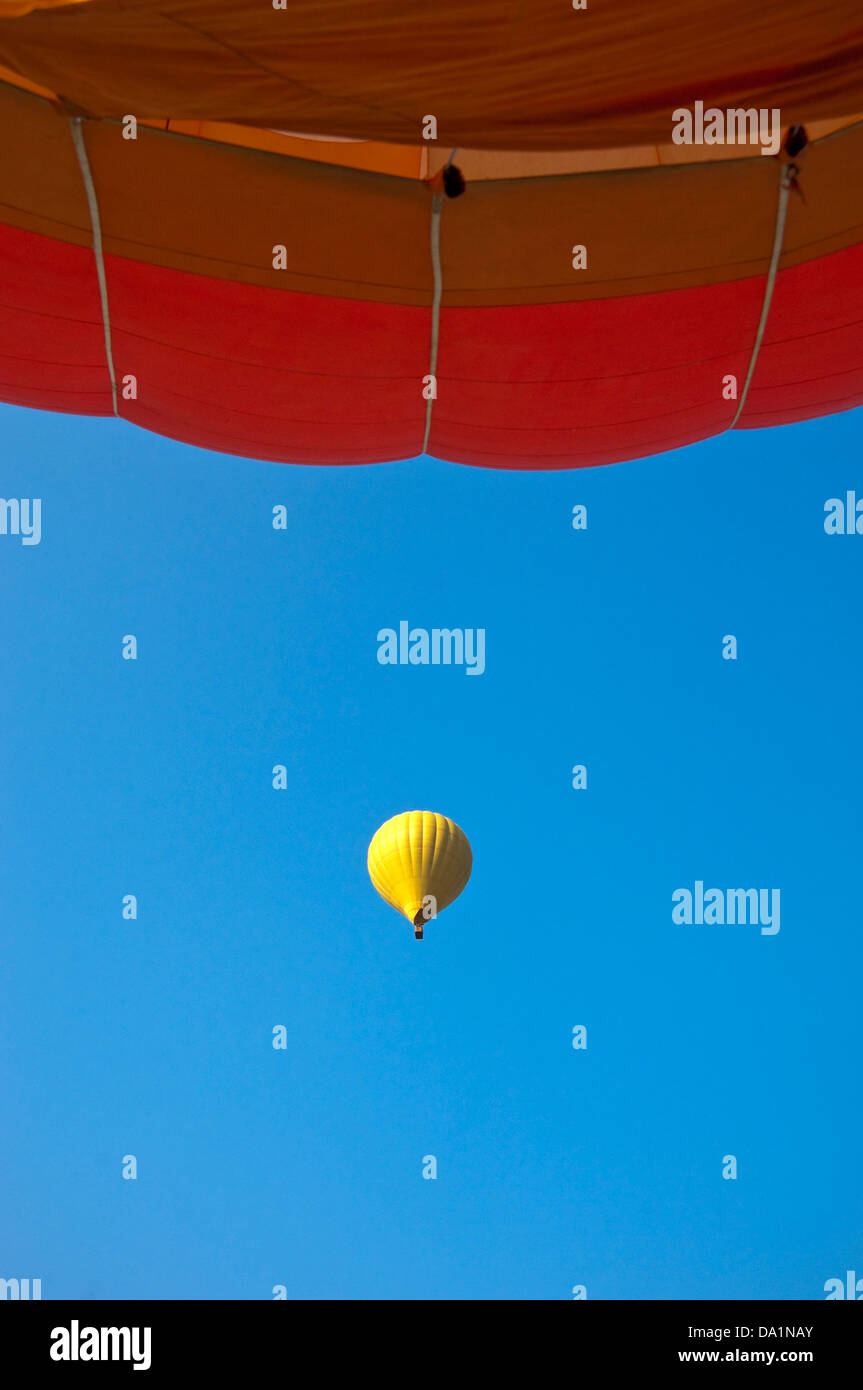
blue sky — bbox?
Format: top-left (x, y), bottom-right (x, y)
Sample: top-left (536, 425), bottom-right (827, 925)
top-left (2, 402), bottom-right (861, 1300)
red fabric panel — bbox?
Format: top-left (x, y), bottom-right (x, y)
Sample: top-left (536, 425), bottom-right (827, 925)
top-left (736, 241), bottom-right (863, 429)
top-left (0, 222), bottom-right (111, 413)
top-left (106, 255), bottom-right (428, 465)
top-left (1, 221), bottom-right (862, 468)
top-left (428, 284), bottom-right (759, 469)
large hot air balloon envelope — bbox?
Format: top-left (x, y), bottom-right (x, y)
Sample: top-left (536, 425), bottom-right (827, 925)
top-left (368, 811), bottom-right (472, 939)
top-left (0, 1), bottom-right (862, 468)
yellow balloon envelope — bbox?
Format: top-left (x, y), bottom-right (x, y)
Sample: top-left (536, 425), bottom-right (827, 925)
top-left (367, 811), bottom-right (472, 939)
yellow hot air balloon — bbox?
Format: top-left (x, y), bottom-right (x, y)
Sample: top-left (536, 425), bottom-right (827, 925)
top-left (367, 811), bottom-right (472, 939)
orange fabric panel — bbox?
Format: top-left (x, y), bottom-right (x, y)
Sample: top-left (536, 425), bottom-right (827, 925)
top-left (0, 1), bottom-right (861, 150)
top-left (0, 87), bottom-right (434, 305)
top-left (0, 79), bottom-right (91, 244)
top-left (159, 122), bottom-right (425, 179)
top-left (0, 0), bottom-right (91, 16)
top-left (2, 56), bottom-right (855, 177)
top-left (438, 122), bottom-right (863, 306)
top-left (2, 85), bottom-right (862, 309)
top-left (82, 119), bottom-right (432, 305)
top-left (439, 158), bottom-right (784, 307)
top-left (435, 118), bottom-right (863, 180)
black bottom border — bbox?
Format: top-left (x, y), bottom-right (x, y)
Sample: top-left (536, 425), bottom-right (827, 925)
top-left (4, 1298), bottom-right (858, 1376)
